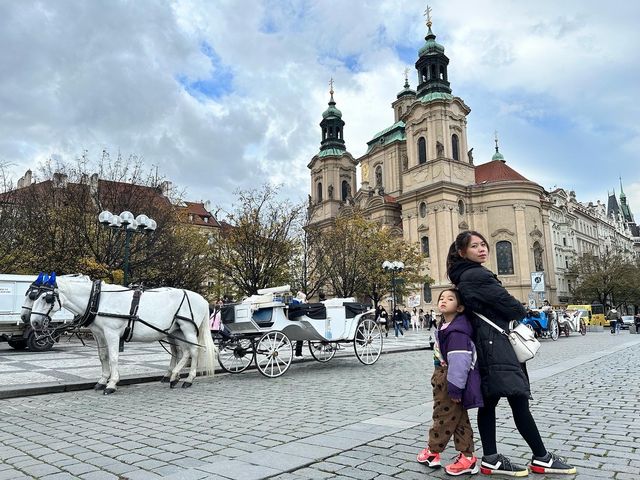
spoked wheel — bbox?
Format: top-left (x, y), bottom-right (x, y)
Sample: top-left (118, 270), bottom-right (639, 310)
top-left (549, 317), bottom-right (559, 341)
top-left (255, 331), bottom-right (293, 378)
top-left (563, 325), bottom-right (570, 337)
top-left (354, 318), bottom-right (383, 365)
top-left (308, 341), bottom-right (336, 363)
top-left (580, 320), bottom-right (587, 336)
top-left (217, 338), bottom-right (254, 374)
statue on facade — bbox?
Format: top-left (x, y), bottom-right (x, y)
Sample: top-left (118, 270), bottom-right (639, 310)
top-left (436, 141), bottom-right (444, 157)
top-left (467, 148), bottom-right (474, 164)
top-left (328, 184), bottom-right (334, 199)
top-left (375, 167), bottom-right (382, 187)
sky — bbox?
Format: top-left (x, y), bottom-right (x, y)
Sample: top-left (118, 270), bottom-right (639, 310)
top-left (1, 0), bottom-right (639, 220)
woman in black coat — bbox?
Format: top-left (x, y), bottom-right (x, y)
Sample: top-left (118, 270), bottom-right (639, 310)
top-left (447, 231), bottom-right (575, 476)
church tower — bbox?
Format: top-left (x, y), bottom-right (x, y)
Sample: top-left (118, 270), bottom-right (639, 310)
top-left (307, 81), bottom-right (357, 228)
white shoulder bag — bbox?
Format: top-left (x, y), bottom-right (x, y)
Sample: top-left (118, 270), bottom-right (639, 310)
top-left (474, 312), bottom-right (541, 363)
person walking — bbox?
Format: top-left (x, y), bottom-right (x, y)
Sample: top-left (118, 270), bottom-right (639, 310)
top-left (411, 307), bottom-right (420, 332)
top-left (376, 305), bottom-right (389, 337)
top-left (419, 308), bottom-right (426, 328)
top-left (429, 309), bottom-right (437, 330)
top-left (393, 307), bottom-right (404, 338)
top-left (607, 308), bottom-right (620, 335)
top-left (447, 230), bottom-right (576, 476)
top-left (417, 288), bottom-right (483, 475)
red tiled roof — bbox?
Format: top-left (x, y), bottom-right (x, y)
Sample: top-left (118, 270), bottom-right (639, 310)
top-left (474, 160), bottom-right (530, 184)
top-left (181, 202), bottom-right (220, 228)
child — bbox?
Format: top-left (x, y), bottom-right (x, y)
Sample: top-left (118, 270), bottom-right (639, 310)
top-left (417, 288), bottom-right (483, 476)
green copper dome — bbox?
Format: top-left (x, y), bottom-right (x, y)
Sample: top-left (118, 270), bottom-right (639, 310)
top-left (322, 103), bottom-right (342, 119)
top-left (418, 27), bottom-right (445, 56)
top-left (492, 151), bottom-right (504, 161)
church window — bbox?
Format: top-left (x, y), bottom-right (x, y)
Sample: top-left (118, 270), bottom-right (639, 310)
top-left (421, 236), bottom-right (430, 256)
top-left (375, 165), bottom-right (382, 187)
top-left (419, 201), bottom-right (427, 218)
top-left (341, 180), bottom-right (350, 201)
top-left (457, 199), bottom-right (465, 215)
top-left (533, 242), bottom-right (544, 271)
top-left (496, 241), bottom-right (514, 275)
top-left (439, 65), bottom-right (445, 80)
top-left (317, 182), bottom-right (323, 202)
top-left (328, 126), bottom-right (333, 137)
top-left (423, 283), bottom-right (432, 303)
top-left (430, 64), bottom-right (436, 81)
top-left (336, 127), bottom-right (341, 139)
top-left (452, 134), bottom-right (459, 161)
top-left (418, 137), bottom-right (427, 164)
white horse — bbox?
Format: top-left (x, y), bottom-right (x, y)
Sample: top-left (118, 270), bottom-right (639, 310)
top-left (29, 274), bottom-right (216, 394)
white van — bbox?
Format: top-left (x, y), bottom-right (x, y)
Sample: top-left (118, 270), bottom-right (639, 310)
top-left (0, 274), bottom-right (74, 351)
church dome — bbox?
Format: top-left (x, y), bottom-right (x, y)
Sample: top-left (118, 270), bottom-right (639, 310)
top-left (492, 150), bottom-right (505, 161)
top-left (418, 27), bottom-right (445, 57)
top-left (322, 103), bottom-right (342, 119)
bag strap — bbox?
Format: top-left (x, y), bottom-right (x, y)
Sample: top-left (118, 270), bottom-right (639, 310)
top-left (474, 312), bottom-right (509, 337)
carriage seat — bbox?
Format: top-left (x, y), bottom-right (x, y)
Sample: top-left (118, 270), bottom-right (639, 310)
top-left (252, 308), bottom-right (275, 328)
top-left (343, 302), bottom-right (372, 318)
top-left (288, 302), bottom-right (326, 320)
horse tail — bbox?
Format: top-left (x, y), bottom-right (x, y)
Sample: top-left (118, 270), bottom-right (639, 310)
top-left (197, 308), bottom-right (217, 377)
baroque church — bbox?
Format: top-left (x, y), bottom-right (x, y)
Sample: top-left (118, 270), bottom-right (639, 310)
top-left (307, 16), bottom-right (559, 308)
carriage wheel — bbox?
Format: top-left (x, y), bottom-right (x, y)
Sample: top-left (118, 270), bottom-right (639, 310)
top-left (549, 317), bottom-right (559, 341)
top-left (564, 325), bottom-right (570, 337)
top-left (255, 331), bottom-right (293, 378)
top-left (217, 338), bottom-right (254, 374)
top-left (353, 318), bottom-right (383, 365)
top-left (308, 341), bottom-right (336, 363)
top-left (580, 320), bottom-right (587, 336)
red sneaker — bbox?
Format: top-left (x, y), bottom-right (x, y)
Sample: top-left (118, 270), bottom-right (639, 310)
top-left (417, 447), bottom-right (441, 467)
top-left (445, 453), bottom-right (479, 476)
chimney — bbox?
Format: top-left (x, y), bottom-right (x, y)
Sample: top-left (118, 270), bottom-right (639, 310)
top-left (159, 180), bottom-right (172, 197)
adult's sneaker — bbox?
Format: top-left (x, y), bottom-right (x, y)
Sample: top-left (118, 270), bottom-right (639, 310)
top-left (416, 447), bottom-right (441, 467)
top-left (445, 453), bottom-right (479, 476)
top-left (480, 454), bottom-right (528, 477)
top-left (529, 452), bottom-right (577, 474)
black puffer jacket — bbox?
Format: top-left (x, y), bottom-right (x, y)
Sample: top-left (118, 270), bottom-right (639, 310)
top-left (448, 260), bottom-right (530, 399)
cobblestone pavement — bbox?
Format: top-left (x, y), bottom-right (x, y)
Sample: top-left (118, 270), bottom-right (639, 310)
top-left (0, 331), bottom-right (638, 479)
top-left (0, 328), bottom-right (434, 397)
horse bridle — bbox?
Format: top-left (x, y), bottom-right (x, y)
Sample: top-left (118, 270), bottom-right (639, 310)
top-left (29, 285), bottom-right (62, 329)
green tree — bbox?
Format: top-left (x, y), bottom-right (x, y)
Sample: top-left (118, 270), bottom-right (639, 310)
top-left (212, 185), bottom-right (303, 296)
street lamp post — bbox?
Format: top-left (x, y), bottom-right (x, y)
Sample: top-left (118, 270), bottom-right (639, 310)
top-left (382, 260), bottom-right (404, 320)
top-left (98, 210), bottom-right (157, 286)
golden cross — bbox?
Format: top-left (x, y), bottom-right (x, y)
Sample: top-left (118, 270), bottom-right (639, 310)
top-left (403, 67), bottom-right (410, 81)
top-left (329, 77), bottom-right (334, 95)
top-left (424, 5), bottom-right (432, 27)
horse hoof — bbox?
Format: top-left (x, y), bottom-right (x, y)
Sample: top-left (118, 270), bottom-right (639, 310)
top-left (103, 388), bottom-right (116, 395)
top-left (94, 383), bottom-right (107, 391)
top-left (169, 379), bottom-right (179, 388)
top-left (181, 382), bottom-right (192, 389)
top-left (160, 376), bottom-right (170, 383)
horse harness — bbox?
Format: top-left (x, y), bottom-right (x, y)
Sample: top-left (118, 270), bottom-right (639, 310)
top-left (36, 282), bottom-right (202, 347)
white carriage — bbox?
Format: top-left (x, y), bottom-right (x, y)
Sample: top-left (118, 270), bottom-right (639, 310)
top-left (214, 286), bottom-right (382, 378)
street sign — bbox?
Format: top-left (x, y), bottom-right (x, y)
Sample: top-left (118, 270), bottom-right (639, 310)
top-left (407, 295), bottom-right (420, 308)
top-left (528, 298), bottom-right (537, 309)
top-left (531, 272), bottom-right (545, 292)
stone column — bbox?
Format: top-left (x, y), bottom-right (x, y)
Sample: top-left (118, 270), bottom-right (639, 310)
top-left (513, 203), bottom-right (530, 283)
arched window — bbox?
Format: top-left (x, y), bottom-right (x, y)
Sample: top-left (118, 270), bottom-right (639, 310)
top-left (419, 201), bottom-right (427, 218)
top-left (316, 182), bottom-right (323, 202)
top-left (421, 236), bottom-right (430, 257)
top-left (423, 283), bottom-right (432, 303)
top-left (375, 165), bottom-right (382, 187)
top-left (496, 241), bottom-right (514, 275)
top-left (341, 180), bottom-right (349, 201)
top-left (452, 134), bottom-right (459, 161)
top-left (418, 137), bottom-right (427, 165)
top-left (533, 241), bottom-right (544, 272)
top-left (457, 199), bottom-right (465, 215)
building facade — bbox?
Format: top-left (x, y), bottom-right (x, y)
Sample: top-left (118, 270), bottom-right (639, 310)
top-left (307, 17), bottom-right (637, 309)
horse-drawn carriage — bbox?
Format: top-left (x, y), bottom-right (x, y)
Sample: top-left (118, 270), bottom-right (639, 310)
top-left (557, 309), bottom-right (588, 336)
top-left (520, 308), bottom-right (560, 340)
top-left (213, 286), bottom-right (382, 378)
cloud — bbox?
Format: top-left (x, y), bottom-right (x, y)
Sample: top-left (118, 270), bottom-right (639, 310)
top-left (1, 0), bottom-right (639, 222)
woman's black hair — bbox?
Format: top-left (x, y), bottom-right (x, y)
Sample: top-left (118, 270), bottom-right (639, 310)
top-left (446, 230), bottom-right (490, 275)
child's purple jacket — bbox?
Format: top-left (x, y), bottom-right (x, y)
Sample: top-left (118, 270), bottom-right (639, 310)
top-left (436, 313), bottom-right (484, 409)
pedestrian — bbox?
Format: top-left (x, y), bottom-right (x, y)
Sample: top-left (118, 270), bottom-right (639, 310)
top-left (607, 308), bottom-right (620, 335)
top-left (429, 309), bottom-right (437, 330)
top-left (402, 308), bottom-right (411, 330)
top-left (393, 307), bottom-right (404, 337)
top-left (634, 313), bottom-right (640, 334)
top-left (419, 308), bottom-right (426, 328)
top-left (376, 305), bottom-right (389, 337)
top-left (447, 230), bottom-right (576, 476)
top-left (411, 307), bottom-right (419, 332)
top-left (417, 288), bottom-right (483, 475)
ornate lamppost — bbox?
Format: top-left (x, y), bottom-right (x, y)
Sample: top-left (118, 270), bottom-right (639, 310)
top-left (382, 260), bottom-right (404, 318)
top-left (98, 211), bottom-right (157, 286)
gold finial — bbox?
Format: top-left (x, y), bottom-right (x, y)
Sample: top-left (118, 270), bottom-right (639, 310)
top-left (329, 77), bottom-right (335, 102)
top-left (424, 5), bottom-right (432, 28)
top-left (403, 67), bottom-right (410, 81)
top-left (494, 130), bottom-right (500, 152)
